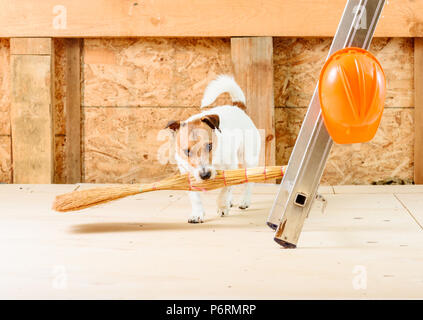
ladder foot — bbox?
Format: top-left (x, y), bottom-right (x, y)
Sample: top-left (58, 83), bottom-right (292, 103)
top-left (274, 238), bottom-right (297, 249)
top-left (266, 222), bottom-right (278, 230)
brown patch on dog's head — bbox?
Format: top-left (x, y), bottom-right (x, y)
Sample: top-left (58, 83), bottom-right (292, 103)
top-left (200, 114), bottom-right (220, 132)
top-left (233, 101), bottom-right (246, 111)
top-left (165, 120), bottom-right (181, 131)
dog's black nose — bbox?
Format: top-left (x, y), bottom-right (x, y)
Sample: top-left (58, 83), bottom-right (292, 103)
top-left (199, 170), bottom-right (211, 180)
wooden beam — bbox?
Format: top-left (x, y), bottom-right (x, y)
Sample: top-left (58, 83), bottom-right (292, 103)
top-left (10, 38), bottom-right (54, 183)
top-left (0, 0), bottom-right (422, 38)
top-left (415, 38), bottom-right (423, 184)
top-left (64, 39), bottom-right (81, 183)
top-left (231, 37), bottom-right (275, 167)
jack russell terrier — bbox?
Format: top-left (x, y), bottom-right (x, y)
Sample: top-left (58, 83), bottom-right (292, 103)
top-left (166, 75), bottom-right (261, 223)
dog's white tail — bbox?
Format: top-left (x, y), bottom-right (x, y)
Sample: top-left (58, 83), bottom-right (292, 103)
top-left (201, 75), bottom-right (246, 108)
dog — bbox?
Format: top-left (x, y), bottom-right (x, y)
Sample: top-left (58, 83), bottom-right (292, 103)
top-left (165, 75), bottom-right (261, 223)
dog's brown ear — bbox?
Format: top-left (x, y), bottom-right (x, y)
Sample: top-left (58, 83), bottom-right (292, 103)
top-left (165, 120), bottom-right (181, 131)
top-left (201, 114), bottom-right (220, 132)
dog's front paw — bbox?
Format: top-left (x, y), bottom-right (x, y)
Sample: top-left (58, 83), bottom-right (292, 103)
top-left (238, 199), bottom-right (250, 210)
top-left (188, 215), bottom-right (204, 224)
top-left (218, 207), bottom-right (230, 217)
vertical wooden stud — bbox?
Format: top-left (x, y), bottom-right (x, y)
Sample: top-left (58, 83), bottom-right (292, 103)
top-left (64, 39), bottom-right (81, 183)
top-left (231, 37), bottom-right (275, 167)
top-left (415, 38), bottom-right (423, 184)
top-left (10, 38), bottom-right (55, 183)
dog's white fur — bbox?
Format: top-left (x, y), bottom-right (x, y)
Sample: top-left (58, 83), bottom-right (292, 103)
top-left (200, 75), bottom-right (246, 108)
top-left (174, 75), bottom-right (261, 223)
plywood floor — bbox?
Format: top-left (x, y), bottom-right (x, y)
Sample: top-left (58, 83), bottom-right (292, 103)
top-left (0, 183), bottom-right (422, 299)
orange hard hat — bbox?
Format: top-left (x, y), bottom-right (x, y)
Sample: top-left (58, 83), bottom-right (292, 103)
top-left (318, 47), bottom-right (386, 144)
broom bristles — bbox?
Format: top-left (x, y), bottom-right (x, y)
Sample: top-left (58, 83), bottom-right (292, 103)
top-left (53, 166), bottom-right (286, 212)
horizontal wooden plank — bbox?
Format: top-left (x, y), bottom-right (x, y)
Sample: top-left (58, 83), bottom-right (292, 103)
top-left (0, 0), bottom-right (421, 37)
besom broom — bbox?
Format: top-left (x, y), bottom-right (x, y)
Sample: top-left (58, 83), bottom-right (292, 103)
top-left (53, 166), bottom-right (286, 212)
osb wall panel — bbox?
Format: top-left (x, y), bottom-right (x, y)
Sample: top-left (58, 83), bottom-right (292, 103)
top-left (0, 37), bottom-right (414, 185)
top-left (273, 38), bottom-right (414, 108)
top-left (83, 38), bottom-right (232, 108)
top-left (81, 37), bottom-right (414, 184)
top-left (275, 108), bottom-right (414, 185)
top-left (83, 107), bottom-right (200, 183)
top-left (274, 37), bottom-right (414, 185)
top-left (82, 37), bottom-right (233, 184)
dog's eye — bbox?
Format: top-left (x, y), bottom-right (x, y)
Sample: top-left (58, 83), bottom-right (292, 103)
top-left (205, 143), bottom-right (212, 152)
top-left (183, 148), bottom-right (190, 157)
